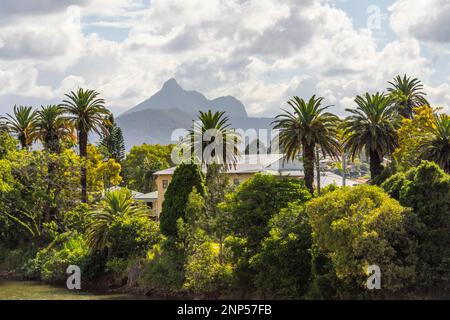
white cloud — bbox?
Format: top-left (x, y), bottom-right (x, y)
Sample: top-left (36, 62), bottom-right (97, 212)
top-left (390, 0), bottom-right (450, 43)
top-left (0, 0), bottom-right (448, 118)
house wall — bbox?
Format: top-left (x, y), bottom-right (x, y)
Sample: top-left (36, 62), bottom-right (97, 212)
top-left (154, 172), bottom-right (260, 216)
top-left (154, 174), bottom-right (173, 215)
top-left (154, 171), bottom-right (303, 216)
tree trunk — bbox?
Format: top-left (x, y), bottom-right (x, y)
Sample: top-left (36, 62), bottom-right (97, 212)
top-left (44, 160), bottom-right (57, 223)
top-left (303, 143), bottom-right (315, 195)
top-left (369, 150), bottom-right (383, 180)
top-left (79, 130), bottom-right (88, 203)
top-left (315, 146), bottom-right (321, 195)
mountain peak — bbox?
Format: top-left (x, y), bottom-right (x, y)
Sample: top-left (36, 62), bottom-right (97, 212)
top-left (162, 78), bottom-right (181, 90)
top-left (122, 78), bottom-right (248, 118)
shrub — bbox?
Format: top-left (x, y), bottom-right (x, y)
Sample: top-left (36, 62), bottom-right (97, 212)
top-left (160, 162), bottom-right (205, 238)
top-left (306, 185), bottom-right (417, 296)
top-left (383, 161), bottom-right (450, 289)
top-left (108, 215), bottom-right (162, 259)
top-left (61, 203), bottom-right (91, 233)
top-left (25, 233), bottom-right (90, 282)
top-left (251, 202), bottom-right (312, 299)
top-left (223, 174), bottom-right (311, 255)
top-left (371, 161), bottom-right (398, 186)
top-left (183, 239), bottom-right (232, 293)
top-left (0, 244), bottom-right (37, 274)
top-left (222, 174), bottom-right (311, 290)
top-left (140, 238), bottom-right (185, 290)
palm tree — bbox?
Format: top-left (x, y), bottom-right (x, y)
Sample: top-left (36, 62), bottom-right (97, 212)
top-left (342, 92), bottom-right (399, 180)
top-left (421, 114), bottom-right (450, 173)
top-left (85, 189), bottom-right (148, 257)
top-left (273, 95), bottom-right (341, 194)
top-left (35, 105), bottom-right (75, 153)
top-left (183, 110), bottom-right (240, 171)
top-left (1, 105), bottom-right (37, 150)
top-left (387, 74), bottom-right (429, 119)
top-left (61, 89), bottom-right (110, 203)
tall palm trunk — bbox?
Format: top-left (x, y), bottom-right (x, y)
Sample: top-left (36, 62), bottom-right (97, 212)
top-left (369, 150), bottom-right (383, 180)
top-left (19, 135), bottom-right (27, 150)
top-left (79, 130), bottom-right (88, 203)
top-left (303, 142), bottom-right (315, 195)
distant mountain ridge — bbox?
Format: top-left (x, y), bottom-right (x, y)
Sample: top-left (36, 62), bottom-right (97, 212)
top-left (123, 78), bottom-right (248, 118)
top-left (116, 79), bottom-right (274, 149)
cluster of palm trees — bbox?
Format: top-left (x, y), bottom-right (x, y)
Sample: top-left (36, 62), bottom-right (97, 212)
top-left (274, 75), bottom-right (449, 194)
top-left (183, 75), bottom-right (449, 196)
top-left (0, 89), bottom-right (111, 203)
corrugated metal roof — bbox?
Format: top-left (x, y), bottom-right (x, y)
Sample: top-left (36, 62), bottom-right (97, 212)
top-left (154, 154), bottom-right (288, 175)
top-left (133, 191), bottom-right (158, 201)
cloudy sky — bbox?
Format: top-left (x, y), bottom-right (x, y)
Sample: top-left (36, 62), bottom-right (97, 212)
top-left (0, 0), bottom-right (449, 117)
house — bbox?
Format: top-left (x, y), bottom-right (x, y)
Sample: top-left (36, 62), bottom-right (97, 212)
top-left (106, 186), bottom-right (159, 217)
top-left (132, 191), bottom-right (159, 218)
top-left (152, 154), bottom-right (305, 216)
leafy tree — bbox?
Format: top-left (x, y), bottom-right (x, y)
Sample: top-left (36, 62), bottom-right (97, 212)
top-left (393, 106), bottom-right (435, 171)
top-left (387, 74), bottom-right (429, 119)
top-left (273, 95), bottom-right (341, 194)
top-left (25, 232), bottom-right (90, 282)
top-left (61, 89), bottom-right (110, 203)
top-left (0, 131), bottom-right (18, 159)
top-left (204, 163), bottom-right (230, 264)
top-left (159, 162), bottom-right (205, 238)
top-left (421, 114), bottom-right (450, 173)
top-left (221, 174), bottom-right (311, 289)
top-left (251, 202), bottom-right (312, 299)
top-left (108, 214), bottom-right (161, 259)
top-left (85, 189), bottom-right (149, 257)
top-left (180, 190), bottom-right (232, 293)
top-left (382, 161), bottom-right (450, 290)
top-left (0, 150), bottom-right (80, 244)
top-left (35, 105), bottom-right (76, 222)
top-left (86, 144), bottom-right (122, 195)
top-left (99, 114), bottom-right (125, 164)
top-left (35, 105), bottom-right (75, 153)
top-left (1, 105), bottom-right (37, 150)
top-left (224, 174), bottom-right (311, 255)
top-left (342, 92), bottom-right (399, 180)
top-left (306, 185), bottom-right (417, 296)
top-left (122, 144), bottom-right (173, 192)
top-left (222, 174), bottom-right (311, 253)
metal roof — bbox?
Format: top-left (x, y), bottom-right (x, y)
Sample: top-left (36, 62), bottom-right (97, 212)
top-left (133, 191), bottom-right (158, 201)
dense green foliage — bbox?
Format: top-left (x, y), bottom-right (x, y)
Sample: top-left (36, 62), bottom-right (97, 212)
top-left (224, 174), bottom-right (311, 253)
top-left (85, 189), bottom-right (152, 257)
top-left (307, 185), bottom-right (417, 297)
top-left (1, 76), bottom-right (450, 299)
top-left (122, 144), bottom-right (173, 192)
top-left (160, 162), bottom-right (205, 238)
top-left (222, 174), bottom-right (311, 289)
top-left (382, 161), bottom-right (450, 289)
top-left (251, 202), bottom-right (312, 298)
top-left (99, 115), bottom-right (126, 164)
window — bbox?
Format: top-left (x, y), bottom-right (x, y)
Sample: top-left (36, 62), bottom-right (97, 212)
top-left (233, 178), bottom-right (240, 186)
top-left (162, 180), bottom-right (169, 189)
